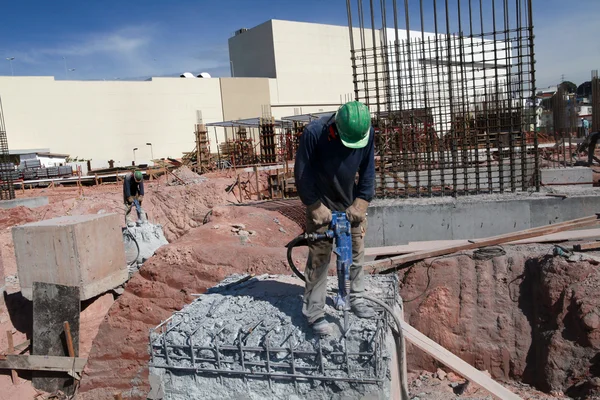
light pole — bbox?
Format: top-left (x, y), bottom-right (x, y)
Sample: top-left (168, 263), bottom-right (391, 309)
top-left (133, 148), bottom-right (138, 165)
top-left (62, 57), bottom-right (68, 79)
top-left (6, 57), bottom-right (14, 76)
top-left (67, 68), bottom-right (75, 78)
top-left (146, 142), bottom-right (154, 163)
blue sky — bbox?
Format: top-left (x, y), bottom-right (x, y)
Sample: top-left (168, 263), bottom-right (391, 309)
top-left (0, 0), bottom-right (598, 87)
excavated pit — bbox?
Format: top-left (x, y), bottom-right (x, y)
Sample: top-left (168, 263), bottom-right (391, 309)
top-left (400, 244), bottom-right (600, 399)
top-left (149, 274), bottom-right (399, 400)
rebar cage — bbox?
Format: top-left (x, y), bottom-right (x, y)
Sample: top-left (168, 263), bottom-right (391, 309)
top-left (346, 0), bottom-right (537, 197)
top-left (0, 97), bottom-right (15, 200)
top-left (149, 275), bottom-right (400, 397)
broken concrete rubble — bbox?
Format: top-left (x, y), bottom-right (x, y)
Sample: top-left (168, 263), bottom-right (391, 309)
top-left (123, 222), bottom-right (169, 274)
top-left (149, 274), bottom-right (398, 400)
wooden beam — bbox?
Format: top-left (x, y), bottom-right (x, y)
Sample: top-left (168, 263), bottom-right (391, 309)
top-left (366, 228), bottom-right (600, 258)
top-left (0, 355), bottom-right (86, 373)
top-left (367, 215), bottom-right (600, 273)
top-left (400, 321), bottom-right (522, 400)
top-left (573, 241), bottom-right (600, 251)
top-left (6, 331), bottom-right (18, 384)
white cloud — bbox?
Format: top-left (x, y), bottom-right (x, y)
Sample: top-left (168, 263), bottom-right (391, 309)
top-left (5, 24), bottom-right (230, 79)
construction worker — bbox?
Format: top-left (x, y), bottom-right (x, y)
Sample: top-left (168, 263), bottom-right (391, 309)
top-left (123, 170), bottom-right (146, 226)
top-left (295, 101), bottom-right (375, 335)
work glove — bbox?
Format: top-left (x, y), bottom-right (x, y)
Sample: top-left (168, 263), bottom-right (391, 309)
top-left (127, 196), bottom-right (134, 204)
top-left (346, 198), bottom-right (369, 225)
top-left (307, 201), bottom-right (332, 227)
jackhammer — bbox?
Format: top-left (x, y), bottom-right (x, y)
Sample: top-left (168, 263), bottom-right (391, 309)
top-left (286, 211), bottom-right (411, 399)
top-left (286, 211), bottom-right (353, 331)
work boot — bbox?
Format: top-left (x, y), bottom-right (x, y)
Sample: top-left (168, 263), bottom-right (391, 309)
top-left (351, 301), bottom-right (376, 319)
top-left (310, 317), bottom-right (333, 336)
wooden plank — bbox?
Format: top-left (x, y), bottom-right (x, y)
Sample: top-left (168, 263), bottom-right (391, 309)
top-left (365, 228), bottom-right (600, 258)
top-left (63, 322), bottom-right (75, 358)
top-left (6, 331), bottom-right (18, 384)
top-left (573, 241), bottom-right (600, 251)
top-left (0, 355), bottom-right (86, 373)
top-left (400, 321), bottom-right (522, 400)
top-left (367, 215), bottom-right (600, 273)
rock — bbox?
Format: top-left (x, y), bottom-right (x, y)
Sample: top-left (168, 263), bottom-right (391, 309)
top-left (238, 230), bottom-right (250, 237)
top-left (230, 223), bottom-right (246, 230)
top-left (436, 368), bottom-right (447, 380)
top-left (113, 287), bottom-right (125, 295)
top-left (446, 372), bottom-right (461, 383)
top-left (273, 218), bottom-right (280, 225)
top-left (413, 379), bottom-right (422, 387)
top-left (410, 397), bottom-right (420, 400)
top-left (212, 225), bottom-right (220, 230)
top-left (279, 227), bottom-right (287, 234)
top-left (231, 228), bottom-right (240, 233)
top-left (583, 312), bottom-right (600, 330)
top-left (97, 209), bottom-right (106, 214)
top-left (248, 230), bottom-right (257, 236)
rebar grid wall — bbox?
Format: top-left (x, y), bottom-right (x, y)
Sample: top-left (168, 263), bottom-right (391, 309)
top-left (0, 97), bottom-right (15, 200)
top-left (346, 0), bottom-right (537, 197)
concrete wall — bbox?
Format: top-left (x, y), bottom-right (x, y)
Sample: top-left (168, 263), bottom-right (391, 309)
top-left (219, 78), bottom-right (271, 121)
top-left (0, 76), bottom-right (226, 165)
top-left (365, 193), bottom-right (600, 247)
top-left (228, 21), bottom-right (277, 79)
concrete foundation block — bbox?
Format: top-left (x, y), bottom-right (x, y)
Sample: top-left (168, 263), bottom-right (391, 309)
top-left (0, 196), bottom-right (49, 209)
top-left (541, 167), bottom-right (593, 186)
top-left (12, 213), bottom-right (127, 301)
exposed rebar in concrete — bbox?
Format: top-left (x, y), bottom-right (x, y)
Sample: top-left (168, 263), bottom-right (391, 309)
top-left (149, 274), bottom-right (399, 400)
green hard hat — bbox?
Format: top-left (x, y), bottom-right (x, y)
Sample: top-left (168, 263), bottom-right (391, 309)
top-left (335, 101), bottom-right (371, 149)
top-left (134, 171), bottom-right (143, 182)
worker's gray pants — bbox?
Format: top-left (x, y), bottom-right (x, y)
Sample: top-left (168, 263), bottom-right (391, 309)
top-left (302, 215), bottom-right (367, 325)
top-left (124, 202), bottom-right (144, 224)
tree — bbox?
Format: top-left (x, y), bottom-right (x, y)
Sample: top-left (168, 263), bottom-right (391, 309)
top-left (560, 81), bottom-right (577, 94)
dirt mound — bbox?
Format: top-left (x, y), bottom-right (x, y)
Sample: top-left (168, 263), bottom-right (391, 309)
top-left (77, 205), bottom-right (306, 400)
top-left (399, 245), bottom-right (600, 398)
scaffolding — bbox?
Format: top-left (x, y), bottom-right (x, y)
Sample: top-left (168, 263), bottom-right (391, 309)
top-left (346, 0), bottom-right (537, 197)
top-left (0, 97), bottom-right (15, 200)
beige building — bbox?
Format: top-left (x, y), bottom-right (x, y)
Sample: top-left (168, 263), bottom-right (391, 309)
top-left (0, 19), bottom-right (370, 167)
top-left (230, 19), bottom-right (374, 119)
top-left (0, 76), bottom-right (271, 167)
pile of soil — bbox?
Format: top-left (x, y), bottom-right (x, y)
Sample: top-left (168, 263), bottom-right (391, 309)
top-left (77, 205), bottom-right (306, 400)
top-left (399, 244), bottom-right (600, 398)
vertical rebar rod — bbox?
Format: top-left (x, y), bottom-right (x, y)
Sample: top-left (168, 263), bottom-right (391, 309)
top-left (492, 0), bottom-right (504, 193)
top-left (347, 0), bottom-right (360, 101)
top-left (370, 0), bottom-right (381, 120)
top-left (517, 0), bottom-right (527, 190)
top-left (432, 0), bottom-right (446, 196)
top-left (480, 0), bottom-right (493, 193)
top-left (526, 0), bottom-right (538, 190)
top-left (502, 0), bottom-right (516, 192)
top-left (457, 1), bottom-right (470, 194)
top-left (445, 0), bottom-right (458, 196)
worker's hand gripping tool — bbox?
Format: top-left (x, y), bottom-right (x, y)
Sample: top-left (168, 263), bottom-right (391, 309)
top-left (306, 211), bottom-right (353, 330)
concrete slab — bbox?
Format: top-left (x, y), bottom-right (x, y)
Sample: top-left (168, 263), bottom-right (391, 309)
top-left (541, 167), bottom-right (593, 186)
top-left (367, 192), bottom-right (600, 246)
top-left (12, 213), bottom-right (127, 301)
top-left (0, 196), bottom-right (48, 209)
top-left (32, 282), bottom-right (80, 395)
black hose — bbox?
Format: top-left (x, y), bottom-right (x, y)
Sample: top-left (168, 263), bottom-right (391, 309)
top-left (124, 227), bottom-right (140, 267)
top-left (286, 235), bottom-right (308, 281)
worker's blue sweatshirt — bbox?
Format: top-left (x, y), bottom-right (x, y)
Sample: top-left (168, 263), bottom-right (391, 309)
top-left (294, 115), bottom-right (375, 211)
top-left (123, 173), bottom-right (144, 203)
